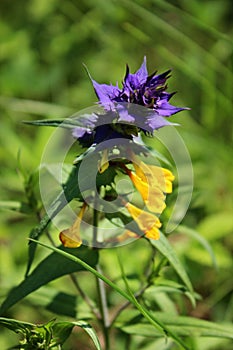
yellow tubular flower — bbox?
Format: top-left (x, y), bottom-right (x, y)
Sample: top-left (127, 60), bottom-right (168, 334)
top-left (125, 202), bottom-right (161, 240)
top-left (128, 170), bottom-right (166, 214)
top-left (133, 161), bottom-right (175, 194)
top-left (59, 203), bottom-right (87, 248)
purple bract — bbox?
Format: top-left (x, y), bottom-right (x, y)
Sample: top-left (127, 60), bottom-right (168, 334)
top-left (73, 57), bottom-right (188, 147)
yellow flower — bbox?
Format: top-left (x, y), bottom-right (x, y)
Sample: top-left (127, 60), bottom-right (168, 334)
top-left (125, 202), bottom-right (161, 240)
top-left (133, 161), bottom-right (175, 194)
top-left (59, 203), bottom-right (87, 248)
top-left (128, 170), bottom-right (166, 214)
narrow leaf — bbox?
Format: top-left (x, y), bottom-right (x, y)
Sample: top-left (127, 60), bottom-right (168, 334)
top-left (51, 320), bottom-right (102, 349)
top-left (0, 246), bottom-right (98, 314)
top-left (23, 118), bottom-right (82, 129)
top-left (24, 240), bottom-right (190, 349)
top-left (150, 232), bottom-right (195, 305)
top-left (116, 250), bottom-right (189, 350)
top-left (0, 317), bottom-right (34, 333)
top-left (117, 312), bottom-right (233, 340)
top-left (73, 321), bottom-right (102, 350)
top-left (26, 159), bottom-right (116, 274)
top-left (51, 322), bottom-right (73, 346)
top-left (26, 165), bottom-right (82, 275)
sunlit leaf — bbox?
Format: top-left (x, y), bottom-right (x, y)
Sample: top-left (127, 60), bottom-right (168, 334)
top-left (117, 311), bottom-right (233, 339)
top-left (71, 321), bottom-right (102, 350)
top-left (150, 232), bottom-right (195, 306)
top-left (0, 246), bottom-right (98, 314)
top-left (23, 239), bottom-right (190, 349)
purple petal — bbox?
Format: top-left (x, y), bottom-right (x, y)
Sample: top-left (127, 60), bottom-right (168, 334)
top-left (77, 113), bottom-right (98, 128)
top-left (147, 70), bottom-right (171, 87)
top-left (92, 79), bottom-right (120, 104)
top-left (72, 126), bottom-right (92, 139)
top-left (146, 112), bottom-right (178, 131)
top-left (156, 98), bottom-right (188, 117)
top-left (115, 104), bottom-right (135, 123)
top-left (135, 56), bottom-right (148, 84)
top-left (123, 57), bottom-right (148, 92)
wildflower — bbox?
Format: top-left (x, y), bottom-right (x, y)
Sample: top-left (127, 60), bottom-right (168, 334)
top-left (92, 57), bottom-right (186, 119)
top-left (121, 149), bottom-right (174, 213)
top-left (132, 158), bottom-right (175, 194)
top-left (72, 57), bottom-right (188, 148)
top-left (63, 58), bottom-right (181, 245)
top-left (124, 166), bottom-right (166, 214)
top-left (124, 202), bottom-right (161, 240)
top-left (59, 203), bottom-right (87, 248)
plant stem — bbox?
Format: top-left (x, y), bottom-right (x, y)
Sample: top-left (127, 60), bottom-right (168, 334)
top-left (31, 238), bottom-right (190, 350)
top-left (93, 203), bottom-right (110, 350)
top-left (70, 273), bottom-right (101, 320)
top-left (96, 265), bottom-right (110, 350)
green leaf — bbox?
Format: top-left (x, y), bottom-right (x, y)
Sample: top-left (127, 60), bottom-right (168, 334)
top-left (23, 118), bottom-right (83, 129)
top-left (71, 321), bottom-right (102, 350)
top-left (150, 232), bottom-right (195, 306)
top-left (0, 318), bottom-right (54, 349)
top-left (117, 311), bottom-right (233, 340)
top-left (0, 246), bottom-right (98, 314)
top-left (106, 214), bottom-right (195, 305)
top-left (116, 250), bottom-right (189, 350)
top-left (26, 164), bottom-right (82, 275)
top-left (46, 292), bottom-right (77, 318)
top-left (26, 157), bottom-right (116, 275)
top-left (145, 284), bottom-right (200, 304)
top-left (50, 322), bottom-right (73, 347)
top-left (0, 317), bottom-right (102, 349)
top-left (0, 317), bottom-right (34, 334)
top-left (24, 239), bottom-right (190, 350)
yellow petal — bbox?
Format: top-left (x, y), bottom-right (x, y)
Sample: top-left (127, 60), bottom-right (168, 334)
top-left (129, 171), bottom-right (166, 214)
top-left (59, 229), bottom-right (82, 248)
top-left (149, 166), bottom-right (175, 193)
top-left (59, 203), bottom-right (86, 248)
top-left (145, 226), bottom-right (160, 240)
top-left (125, 202), bottom-right (161, 236)
top-left (133, 161), bottom-right (174, 194)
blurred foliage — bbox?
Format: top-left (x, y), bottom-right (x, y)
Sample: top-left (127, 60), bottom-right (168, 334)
top-left (0, 0), bottom-right (233, 349)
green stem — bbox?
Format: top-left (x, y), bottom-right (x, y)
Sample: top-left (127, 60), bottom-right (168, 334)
top-left (31, 239), bottom-right (190, 350)
top-left (70, 273), bottom-right (101, 320)
top-left (96, 265), bottom-right (110, 350)
top-left (93, 203), bottom-right (110, 350)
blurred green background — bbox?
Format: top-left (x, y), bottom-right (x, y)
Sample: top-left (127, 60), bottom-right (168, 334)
top-left (0, 0), bottom-right (233, 349)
